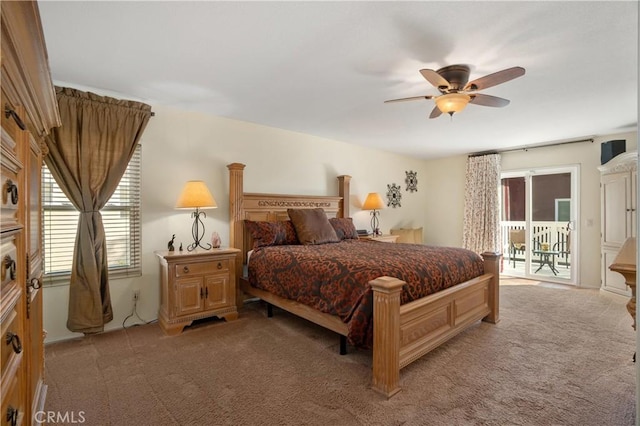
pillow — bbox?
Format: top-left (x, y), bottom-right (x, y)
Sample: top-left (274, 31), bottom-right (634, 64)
top-left (390, 227), bottom-right (423, 244)
top-left (287, 208), bottom-right (340, 245)
top-left (244, 220), bottom-right (298, 248)
top-left (329, 217), bottom-right (359, 240)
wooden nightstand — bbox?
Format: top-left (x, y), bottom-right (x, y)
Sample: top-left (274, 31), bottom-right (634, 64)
top-left (155, 248), bottom-right (241, 335)
top-left (358, 234), bottom-right (399, 243)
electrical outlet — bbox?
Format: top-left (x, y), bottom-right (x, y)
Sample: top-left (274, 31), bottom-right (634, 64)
top-left (132, 289), bottom-right (140, 301)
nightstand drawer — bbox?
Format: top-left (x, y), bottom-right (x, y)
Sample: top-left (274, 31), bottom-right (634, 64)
top-left (175, 259), bottom-right (229, 277)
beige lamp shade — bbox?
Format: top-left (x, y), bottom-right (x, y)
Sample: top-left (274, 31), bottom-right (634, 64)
top-left (435, 93), bottom-right (471, 115)
top-left (362, 192), bottom-right (384, 210)
top-left (175, 180), bottom-right (217, 209)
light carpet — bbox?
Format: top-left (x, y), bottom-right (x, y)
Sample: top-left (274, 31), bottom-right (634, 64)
top-left (44, 283), bottom-right (636, 425)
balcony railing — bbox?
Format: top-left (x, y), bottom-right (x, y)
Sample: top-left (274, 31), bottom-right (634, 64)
top-left (501, 221), bottom-right (571, 269)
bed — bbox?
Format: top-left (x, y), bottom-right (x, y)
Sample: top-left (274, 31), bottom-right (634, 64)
top-left (227, 163), bottom-right (500, 397)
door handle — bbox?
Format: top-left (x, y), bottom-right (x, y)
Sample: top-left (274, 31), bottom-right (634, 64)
top-left (4, 179), bottom-right (18, 205)
top-left (4, 106), bottom-right (26, 130)
top-left (5, 331), bottom-right (22, 354)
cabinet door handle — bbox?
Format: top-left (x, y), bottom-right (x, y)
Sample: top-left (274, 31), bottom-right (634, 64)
top-left (6, 405), bottom-right (18, 426)
top-left (205, 287), bottom-right (209, 298)
top-left (4, 179), bottom-right (18, 205)
top-left (200, 288), bottom-right (204, 299)
top-left (183, 266), bottom-right (189, 273)
top-left (28, 277), bottom-right (42, 290)
top-left (5, 331), bottom-right (22, 354)
top-left (2, 255), bottom-right (16, 281)
top-left (4, 106), bottom-right (26, 130)
top-left (217, 262), bottom-right (222, 269)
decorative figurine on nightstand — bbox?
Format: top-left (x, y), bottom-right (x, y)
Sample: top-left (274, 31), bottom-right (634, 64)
top-left (211, 232), bottom-right (221, 249)
top-left (168, 234), bottom-right (176, 252)
top-left (179, 243), bottom-right (183, 252)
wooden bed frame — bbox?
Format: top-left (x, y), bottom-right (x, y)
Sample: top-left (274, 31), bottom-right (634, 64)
top-left (227, 163), bottom-right (500, 397)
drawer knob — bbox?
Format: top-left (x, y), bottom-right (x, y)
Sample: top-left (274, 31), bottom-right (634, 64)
top-left (6, 405), bottom-right (18, 426)
top-left (217, 262), bottom-right (222, 269)
top-left (183, 266), bottom-right (189, 273)
top-left (2, 255), bottom-right (16, 281)
top-left (4, 106), bottom-right (26, 130)
top-left (5, 331), bottom-right (22, 354)
top-left (4, 179), bottom-right (18, 205)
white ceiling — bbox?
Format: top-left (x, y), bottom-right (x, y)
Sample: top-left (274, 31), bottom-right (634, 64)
top-left (38, 1), bottom-right (638, 159)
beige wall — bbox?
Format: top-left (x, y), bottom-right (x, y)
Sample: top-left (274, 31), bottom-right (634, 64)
top-left (423, 131), bottom-right (638, 289)
top-left (43, 105), bottom-right (432, 342)
top-left (41, 96), bottom-right (638, 342)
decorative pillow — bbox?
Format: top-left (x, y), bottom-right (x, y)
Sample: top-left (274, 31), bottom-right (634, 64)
top-left (390, 227), bottom-right (423, 244)
top-left (287, 208), bottom-right (340, 245)
top-left (329, 217), bottom-right (359, 240)
top-left (244, 220), bottom-right (298, 248)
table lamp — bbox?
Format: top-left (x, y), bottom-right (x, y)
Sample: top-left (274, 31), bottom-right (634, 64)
top-left (176, 180), bottom-right (217, 251)
top-left (362, 192), bottom-right (384, 236)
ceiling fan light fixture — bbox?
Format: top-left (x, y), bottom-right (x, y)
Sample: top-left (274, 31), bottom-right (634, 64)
top-left (435, 93), bottom-right (471, 116)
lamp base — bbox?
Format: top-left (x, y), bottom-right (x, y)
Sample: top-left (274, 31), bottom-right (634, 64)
top-left (187, 209), bottom-right (212, 251)
top-left (370, 210), bottom-right (381, 237)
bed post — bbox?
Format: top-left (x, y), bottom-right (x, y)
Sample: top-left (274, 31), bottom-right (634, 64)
top-left (228, 163), bottom-right (245, 308)
top-left (370, 276), bottom-right (404, 398)
top-left (337, 175), bottom-right (351, 218)
top-left (227, 163), bottom-right (245, 252)
top-left (481, 252), bottom-right (501, 324)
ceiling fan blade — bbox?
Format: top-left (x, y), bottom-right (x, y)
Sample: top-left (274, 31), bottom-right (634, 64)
top-left (469, 93), bottom-right (510, 107)
top-left (384, 95), bottom-right (434, 103)
top-left (420, 69), bottom-right (451, 91)
top-left (464, 66), bottom-right (525, 91)
top-left (429, 106), bottom-right (442, 119)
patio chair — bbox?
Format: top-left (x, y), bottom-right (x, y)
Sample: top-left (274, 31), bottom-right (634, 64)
top-left (553, 231), bottom-right (571, 268)
top-left (509, 229), bottom-right (526, 267)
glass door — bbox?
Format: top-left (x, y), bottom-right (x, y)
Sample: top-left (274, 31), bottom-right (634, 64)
top-left (501, 166), bottom-right (579, 285)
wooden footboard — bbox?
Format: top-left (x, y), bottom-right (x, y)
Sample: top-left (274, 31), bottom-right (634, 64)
top-left (241, 253), bottom-right (500, 398)
top-left (371, 252), bottom-right (500, 397)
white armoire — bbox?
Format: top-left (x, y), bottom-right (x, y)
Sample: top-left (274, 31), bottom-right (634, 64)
top-left (599, 151), bottom-right (637, 296)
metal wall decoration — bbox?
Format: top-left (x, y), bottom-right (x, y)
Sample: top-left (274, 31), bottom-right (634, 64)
top-left (386, 183), bottom-right (402, 208)
top-left (405, 170), bottom-right (418, 192)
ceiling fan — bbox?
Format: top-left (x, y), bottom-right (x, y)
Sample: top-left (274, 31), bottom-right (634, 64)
top-left (385, 64), bottom-right (525, 118)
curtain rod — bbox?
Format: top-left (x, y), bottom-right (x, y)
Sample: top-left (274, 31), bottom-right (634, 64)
top-left (469, 138), bottom-right (594, 157)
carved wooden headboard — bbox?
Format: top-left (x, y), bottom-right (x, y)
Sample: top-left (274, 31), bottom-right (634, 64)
top-left (227, 163), bottom-right (351, 267)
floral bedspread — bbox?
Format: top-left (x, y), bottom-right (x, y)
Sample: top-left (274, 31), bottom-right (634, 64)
top-left (248, 239), bottom-right (484, 348)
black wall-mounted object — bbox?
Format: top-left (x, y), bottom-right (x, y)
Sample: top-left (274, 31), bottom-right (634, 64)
top-left (600, 139), bottom-right (626, 165)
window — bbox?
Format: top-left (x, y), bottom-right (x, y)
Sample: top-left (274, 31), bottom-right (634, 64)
top-left (42, 145), bottom-right (141, 285)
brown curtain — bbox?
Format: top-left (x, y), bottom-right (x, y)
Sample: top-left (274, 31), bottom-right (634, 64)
top-left (44, 87), bottom-right (152, 333)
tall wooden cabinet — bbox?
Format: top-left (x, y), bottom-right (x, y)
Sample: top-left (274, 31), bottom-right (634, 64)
top-left (1, 1), bottom-right (60, 424)
top-left (598, 151), bottom-right (637, 296)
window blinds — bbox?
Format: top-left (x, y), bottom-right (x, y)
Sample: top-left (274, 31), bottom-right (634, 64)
top-left (42, 145), bottom-right (142, 285)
